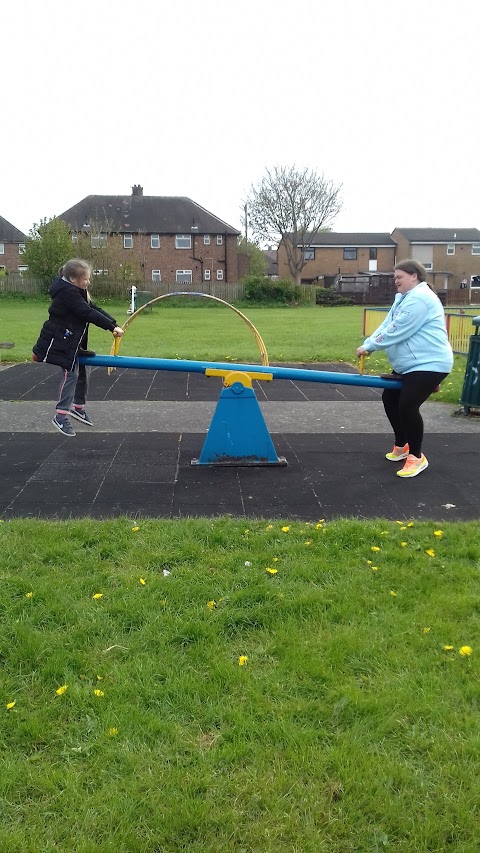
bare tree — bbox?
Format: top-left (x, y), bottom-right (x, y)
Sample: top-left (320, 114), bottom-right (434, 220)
top-left (245, 165), bottom-right (342, 283)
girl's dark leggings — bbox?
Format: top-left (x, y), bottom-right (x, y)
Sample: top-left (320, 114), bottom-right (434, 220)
top-left (382, 370), bottom-right (449, 458)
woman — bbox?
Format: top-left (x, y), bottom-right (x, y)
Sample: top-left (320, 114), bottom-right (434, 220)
top-left (357, 260), bottom-right (453, 478)
top-left (33, 258), bottom-right (124, 437)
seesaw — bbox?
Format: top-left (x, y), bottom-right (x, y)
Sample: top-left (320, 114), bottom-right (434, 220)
top-left (79, 354), bottom-right (401, 467)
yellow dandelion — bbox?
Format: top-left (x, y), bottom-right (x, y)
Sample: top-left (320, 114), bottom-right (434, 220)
top-left (266, 567), bottom-right (278, 575)
top-left (25, 591), bottom-right (33, 599)
top-left (92, 593), bottom-right (104, 600)
top-left (443, 645), bottom-right (454, 651)
top-left (459, 646), bottom-right (473, 657)
top-left (317, 518), bottom-right (325, 523)
top-left (423, 627), bottom-right (431, 634)
top-left (207, 600), bottom-right (217, 609)
top-left (304, 539), bottom-right (312, 546)
top-left (108, 727), bottom-right (118, 737)
top-left (400, 542), bottom-right (407, 547)
top-left (139, 578), bottom-right (146, 585)
top-left (265, 524), bottom-right (273, 530)
top-left (272, 557), bottom-right (279, 562)
top-left (371, 566), bottom-right (378, 571)
top-left (96, 675), bottom-right (103, 681)
top-left (367, 560), bottom-right (373, 565)
top-left (380, 531), bottom-right (388, 536)
top-left (315, 522), bottom-right (323, 529)
top-left (6, 701), bottom-right (16, 710)
top-left (390, 590), bottom-right (397, 597)
top-left (395, 521), bottom-right (403, 525)
top-left (94, 689), bottom-right (105, 697)
top-left (131, 526), bottom-right (140, 532)
top-left (407, 522), bottom-right (415, 527)
top-left (371, 546), bottom-right (381, 553)
top-left (281, 526), bottom-right (290, 532)
top-left (238, 655), bottom-right (248, 666)
top-left (433, 530), bottom-right (443, 538)
top-left (426, 549), bottom-right (435, 557)
top-left (55, 685), bottom-right (68, 696)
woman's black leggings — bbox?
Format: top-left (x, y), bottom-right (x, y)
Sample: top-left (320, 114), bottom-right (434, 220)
top-left (382, 371), bottom-right (449, 458)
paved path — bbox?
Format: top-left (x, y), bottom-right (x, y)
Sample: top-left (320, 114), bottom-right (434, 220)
top-left (1, 363), bottom-right (478, 522)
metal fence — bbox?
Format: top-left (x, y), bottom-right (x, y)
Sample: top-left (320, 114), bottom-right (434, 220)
top-left (363, 307), bottom-right (480, 355)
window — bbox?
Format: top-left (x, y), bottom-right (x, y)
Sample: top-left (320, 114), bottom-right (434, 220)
top-left (447, 243), bottom-right (455, 255)
top-left (471, 275), bottom-right (480, 288)
top-left (369, 248), bottom-right (377, 260)
top-left (176, 269), bottom-right (192, 283)
top-left (91, 233), bottom-right (107, 248)
top-left (216, 235), bottom-right (223, 245)
top-left (303, 248), bottom-right (315, 260)
top-left (472, 244), bottom-right (480, 256)
top-left (0, 243), bottom-right (4, 254)
top-left (71, 234), bottom-right (78, 243)
top-left (18, 243), bottom-right (25, 254)
top-left (92, 269), bottom-right (108, 276)
top-left (204, 235), bottom-right (211, 245)
top-left (216, 269), bottom-right (224, 280)
top-left (204, 269), bottom-right (211, 281)
top-left (151, 234), bottom-right (160, 249)
top-left (17, 265), bottom-right (28, 275)
top-left (423, 262), bottom-right (433, 270)
top-left (152, 269), bottom-right (161, 282)
top-left (343, 247), bottom-right (357, 260)
top-left (124, 233), bottom-right (133, 249)
top-left (175, 235), bottom-right (191, 249)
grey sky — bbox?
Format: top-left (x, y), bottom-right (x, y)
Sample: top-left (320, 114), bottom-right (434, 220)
top-left (3, 0), bottom-right (479, 237)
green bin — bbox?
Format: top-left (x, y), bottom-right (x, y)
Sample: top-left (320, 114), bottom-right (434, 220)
top-left (135, 290), bottom-right (153, 313)
top-left (459, 316), bottom-right (480, 414)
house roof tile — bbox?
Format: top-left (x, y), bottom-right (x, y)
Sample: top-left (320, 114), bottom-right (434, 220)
top-left (303, 232), bottom-right (396, 247)
top-left (0, 215), bottom-right (27, 242)
top-left (59, 195), bottom-right (240, 235)
top-left (394, 227), bottom-right (480, 243)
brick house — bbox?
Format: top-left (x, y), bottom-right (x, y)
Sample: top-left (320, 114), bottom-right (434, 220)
top-left (391, 228), bottom-right (480, 292)
top-left (58, 186), bottom-right (241, 286)
top-left (0, 215), bottom-right (28, 274)
top-left (277, 232), bottom-right (397, 285)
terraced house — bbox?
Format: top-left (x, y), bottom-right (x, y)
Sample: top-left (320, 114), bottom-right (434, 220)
top-left (0, 215), bottom-right (28, 275)
top-left (59, 185), bottom-right (241, 285)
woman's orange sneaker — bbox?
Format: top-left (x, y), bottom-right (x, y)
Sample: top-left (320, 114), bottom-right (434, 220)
top-left (397, 454), bottom-right (429, 478)
top-left (385, 444), bottom-right (409, 461)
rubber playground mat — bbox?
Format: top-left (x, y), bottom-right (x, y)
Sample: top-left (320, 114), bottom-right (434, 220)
top-left (1, 363), bottom-right (479, 522)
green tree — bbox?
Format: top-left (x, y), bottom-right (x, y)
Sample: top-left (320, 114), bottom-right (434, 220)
top-left (237, 238), bottom-right (268, 277)
top-left (245, 164), bottom-right (342, 284)
top-left (22, 218), bottom-right (73, 292)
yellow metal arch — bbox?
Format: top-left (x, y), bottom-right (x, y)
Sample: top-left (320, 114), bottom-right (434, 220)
top-left (108, 291), bottom-right (269, 370)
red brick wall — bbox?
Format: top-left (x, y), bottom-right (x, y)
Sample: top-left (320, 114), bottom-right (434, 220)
top-left (277, 244), bottom-right (396, 280)
top-left (0, 242), bottom-right (26, 273)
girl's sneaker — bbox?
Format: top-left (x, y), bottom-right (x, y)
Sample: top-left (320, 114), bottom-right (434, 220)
top-left (52, 415), bottom-right (76, 437)
top-left (69, 408), bottom-right (93, 426)
top-left (385, 443), bottom-right (409, 461)
top-left (397, 454), bottom-right (429, 478)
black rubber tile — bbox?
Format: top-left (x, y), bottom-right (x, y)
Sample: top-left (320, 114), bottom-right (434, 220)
top-left (2, 481), bottom-right (102, 519)
top-left (92, 483), bottom-right (176, 518)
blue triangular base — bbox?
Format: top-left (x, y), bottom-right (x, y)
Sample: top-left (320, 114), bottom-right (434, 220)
top-left (193, 384), bottom-right (287, 466)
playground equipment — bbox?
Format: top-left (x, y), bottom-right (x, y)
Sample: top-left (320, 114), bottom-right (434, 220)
top-left (85, 291), bottom-right (402, 465)
top-left (79, 353), bottom-right (402, 466)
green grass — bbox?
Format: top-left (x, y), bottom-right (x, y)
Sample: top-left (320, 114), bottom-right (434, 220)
top-left (1, 516), bottom-right (480, 851)
top-left (0, 298), bottom-right (469, 404)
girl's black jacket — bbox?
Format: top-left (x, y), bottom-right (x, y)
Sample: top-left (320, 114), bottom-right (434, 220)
top-left (33, 277), bottom-right (118, 371)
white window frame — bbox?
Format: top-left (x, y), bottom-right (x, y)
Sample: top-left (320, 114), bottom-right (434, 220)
top-left (71, 234), bottom-right (78, 243)
top-left (151, 234), bottom-right (160, 249)
top-left (17, 265), bottom-right (29, 274)
top-left (204, 269), bottom-right (211, 281)
top-left (216, 235), bottom-right (223, 245)
top-left (423, 262), bottom-right (433, 270)
top-left (216, 269), bottom-right (224, 280)
top-left (124, 233), bottom-right (133, 249)
top-left (152, 269), bottom-right (161, 282)
top-left (303, 248), bottom-right (315, 260)
top-left (176, 269), bottom-right (192, 283)
top-left (18, 243), bottom-right (25, 254)
top-left (92, 269), bottom-right (108, 276)
top-left (204, 235), bottom-right (211, 245)
top-left (447, 243), bottom-right (455, 255)
top-left (175, 235), bottom-right (192, 249)
top-left (91, 233), bottom-right (107, 249)
top-left (472, 244), bottom-right (480, 256)
top-left (0, 243), bottom-right (4, 255)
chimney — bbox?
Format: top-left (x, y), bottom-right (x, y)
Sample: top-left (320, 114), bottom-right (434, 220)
top-left (132, 185), bottom-right (143, 197)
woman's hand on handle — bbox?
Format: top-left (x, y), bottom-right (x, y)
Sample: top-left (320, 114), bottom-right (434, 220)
top-left (113, 326), bottom-right (124, 337)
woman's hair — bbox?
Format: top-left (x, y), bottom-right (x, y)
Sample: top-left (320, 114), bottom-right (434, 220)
top-left (62, 259), bottom-right (92, 281)
top-left (394, 259), bottom-right (428, 281)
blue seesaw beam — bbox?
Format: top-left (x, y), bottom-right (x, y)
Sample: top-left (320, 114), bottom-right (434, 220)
top-left (79, 355), bottom-right (403, 390)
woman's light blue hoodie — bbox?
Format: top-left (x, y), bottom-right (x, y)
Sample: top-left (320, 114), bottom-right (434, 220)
top-left (362, 282), bottom-right (453, 374)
